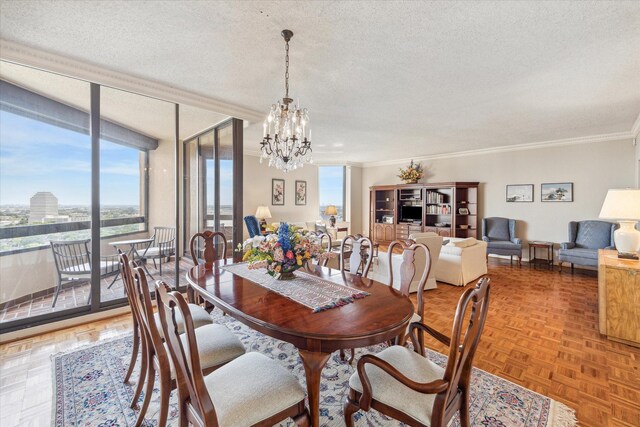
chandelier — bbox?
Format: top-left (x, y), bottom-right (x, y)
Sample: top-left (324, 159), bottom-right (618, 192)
top-left (260, 29), bottom-right (312, 172)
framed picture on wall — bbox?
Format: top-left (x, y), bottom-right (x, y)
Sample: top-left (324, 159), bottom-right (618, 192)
top-left (541, 182), bottom-right (573, 202)
top-left (506, 184), bottom-right (534, 202)
top-left (295, 180), bottom-right (307, 205)
top-left (272, 179), bottom-right (285, 205)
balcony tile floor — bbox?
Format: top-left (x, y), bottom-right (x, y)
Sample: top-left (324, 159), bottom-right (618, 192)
top-left (1, 258), bottom-right (193, 323)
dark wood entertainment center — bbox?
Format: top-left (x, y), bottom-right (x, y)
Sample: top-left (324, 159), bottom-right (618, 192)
top-left (369, 182), bottom-right (479, 243)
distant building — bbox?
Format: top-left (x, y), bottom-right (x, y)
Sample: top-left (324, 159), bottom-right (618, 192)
top-left (29, 192), bottom-right (68, 224)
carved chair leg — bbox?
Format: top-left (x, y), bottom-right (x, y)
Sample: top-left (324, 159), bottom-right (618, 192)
top-left (510, 255), bottom-right (513, 265)
top-left (347, 348), bottom-right (355, 364)
top-left (339, 349), bottom-right (346, 361)
top-left (293, 408), bottom-right (311, 427)
top-left (124, 326), bottom-right (140, 383)
top-left (157, 370), bottom-right (171, 427)
top-left (343, 394), bottom-right (360, 427)
top-left (459, 390), bottom-right (471, 427)
top-left (558, 262), bottom-right (563, 273)
top-left (571, 263), bottom-right (574, 272)
top-left (135, 361), bottom-right (155, 427)
top-left (518, 256), bottom-right (522, 267)
top-left (130, 339), bottom-right (149, 409)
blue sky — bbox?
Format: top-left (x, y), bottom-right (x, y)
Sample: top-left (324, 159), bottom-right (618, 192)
top-left (0, 111), bottom-right (140, 206)
top-left (319, 166), bottom-right (344, 206)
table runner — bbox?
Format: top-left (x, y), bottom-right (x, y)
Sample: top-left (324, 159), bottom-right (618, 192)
top-left (221, 263), bottom-right (370, 312)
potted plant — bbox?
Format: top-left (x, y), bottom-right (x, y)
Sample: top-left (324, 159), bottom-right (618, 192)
top-left (398, 160), bottom-right (424, 184)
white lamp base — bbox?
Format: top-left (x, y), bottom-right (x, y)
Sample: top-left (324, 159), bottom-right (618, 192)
top-left (615, 221), bottom-right (640, 253)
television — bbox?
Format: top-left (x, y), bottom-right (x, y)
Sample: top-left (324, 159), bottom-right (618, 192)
top-left (400, 205), bottom-right (422, 223)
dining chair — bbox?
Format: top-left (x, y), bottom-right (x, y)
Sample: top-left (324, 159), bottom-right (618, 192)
top-left (343, 277), bottom-right (491, 427)
top-left (386, 239), bottom-right (432, 347)
top-left (189, 230), bottom-right (228, 269)
top-left (155, 283), bottom-right (311, 427)
top-left (118, 253), bottom-right (219, 406)
top-left (340, 234), bottom-right (373, 277)
top-left (129, 269), bottom-right (245, 427)
top-left (50, 239), bottom-right (119, 306)
top-left (117, 252), bottom-right (146, 389)
top-left (309, 231), bottom-right (332, 267)
top-left (144, 226), bottom-right (176, 276)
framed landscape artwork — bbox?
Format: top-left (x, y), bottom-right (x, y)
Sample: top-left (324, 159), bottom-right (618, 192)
top-left (295, 180), bottom-right (307, 205)
top-left (541, 182), bottom-right (573, 202)
top-left (272, 179), bottom-right (285, 205)
top-left (506, 184), bottom-right (533, 202)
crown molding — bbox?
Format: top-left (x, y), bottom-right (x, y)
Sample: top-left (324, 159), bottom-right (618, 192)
top-left (631, 112), bottom-right (640, 137)
top-left (0, 39), bottom-right (263, 123)
top-left (362, 131), bottom-right (635, 168)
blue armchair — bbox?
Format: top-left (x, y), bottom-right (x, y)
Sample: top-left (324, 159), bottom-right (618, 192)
top-left (558, 220), bottom-right (617, 271)
top-left (244, 215), bottom-right (261, 238)
top-left (482, 217), bottom-right (523, 265)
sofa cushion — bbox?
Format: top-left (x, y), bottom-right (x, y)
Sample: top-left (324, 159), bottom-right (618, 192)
top-left (447, 238), bottom-right (477, 248)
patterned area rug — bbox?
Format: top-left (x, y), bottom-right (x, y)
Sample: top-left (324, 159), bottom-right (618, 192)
top-left (53, 311), bottom-right (577, 426)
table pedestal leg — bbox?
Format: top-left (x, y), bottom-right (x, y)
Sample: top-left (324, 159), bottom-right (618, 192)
top-left (298, 350), bottom-right (330, 427)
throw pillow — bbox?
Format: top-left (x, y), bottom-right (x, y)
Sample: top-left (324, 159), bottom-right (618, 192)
top-left (447, 238), bottom-right (477, 248)
top-left (315, 224), bottom-right (328, 234)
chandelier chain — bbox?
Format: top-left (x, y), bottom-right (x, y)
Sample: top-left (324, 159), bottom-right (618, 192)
top-left (284, 39), bottom-right (290, 99)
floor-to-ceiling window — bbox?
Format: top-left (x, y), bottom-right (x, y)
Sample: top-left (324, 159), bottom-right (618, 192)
top-left (318, 165), bottom-right (346, 222)
top-left (0, 60), bottom-right (242, 333)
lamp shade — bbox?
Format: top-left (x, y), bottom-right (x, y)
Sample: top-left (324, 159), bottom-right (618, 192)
top-left (255, 205), bottom-right (272, 219)
top-left (599, 189), bottom-right (640, 220)
top-left (324, 205), bottom-right (338, 216)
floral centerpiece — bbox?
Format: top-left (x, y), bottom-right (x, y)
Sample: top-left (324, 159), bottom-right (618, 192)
top-left (398, 160), bottom-right (424, 184)
top-left (240, 223), bottom-right (334, 279)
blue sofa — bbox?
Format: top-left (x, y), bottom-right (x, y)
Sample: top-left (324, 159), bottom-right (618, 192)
top-left (558, 220), bottom-right (617, 271)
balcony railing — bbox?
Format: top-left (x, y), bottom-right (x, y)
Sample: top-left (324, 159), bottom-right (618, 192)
top-left (0, 216), bottom-right (146, 255)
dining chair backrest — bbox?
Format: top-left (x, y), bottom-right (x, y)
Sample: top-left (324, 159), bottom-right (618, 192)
top-left (340, 234), bottom-right (373, 277)
top-left (436, 277), bottom-right (491, 418)
top-left (129, 263), bottom-right (169, 369)
top-left (153, 226), bottom-right (176, 252)
top-left (309, 232), bottom-right (332, 267)
top-left (50, 239), bottom-right (92, 275)
top-left (156, 282), bottom-right (217, 423)
top-left (189, 230), bottom-right (227, 269)
top-left (386, 239), bottom-right (431, 316)
top-left (118, 252), bottom-right (145, 339)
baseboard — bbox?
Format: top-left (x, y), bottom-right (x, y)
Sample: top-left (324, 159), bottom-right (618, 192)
top-left (0, 306), bottom-right (131, 344)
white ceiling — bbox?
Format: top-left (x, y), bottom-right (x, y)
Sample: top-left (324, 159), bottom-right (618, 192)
top-left (0, 1), bottom-right (639, 163)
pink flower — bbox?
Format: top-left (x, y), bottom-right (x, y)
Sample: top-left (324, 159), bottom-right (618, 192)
top-left (286, 250), bottom-right (294, 259)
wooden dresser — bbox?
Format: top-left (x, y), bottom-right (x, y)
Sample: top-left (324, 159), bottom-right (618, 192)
top-left (598, 249), bottom-right (640, 347)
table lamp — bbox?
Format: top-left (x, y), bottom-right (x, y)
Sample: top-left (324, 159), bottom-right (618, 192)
top-left (599, 189), bottom-right (640, 257)
top-left (255, 205), bottom-right (272, 230)
top-left (324, 205), bottom-right (338, 227)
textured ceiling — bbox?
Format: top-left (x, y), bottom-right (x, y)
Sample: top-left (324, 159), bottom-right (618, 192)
top-left (0, 1), bottom-right (639, 163)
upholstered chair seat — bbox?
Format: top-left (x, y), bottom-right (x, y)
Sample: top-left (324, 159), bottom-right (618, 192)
top-left (153, 303), bottom-right (213, 339)
top-left (165, 324), bottom-right (246, 379)
top-left (203, 352), bottom-right (307, 427)
top-left (348, 345), bottom-right (444, 425)
top-left (482, 217), bottom-right (522, 265)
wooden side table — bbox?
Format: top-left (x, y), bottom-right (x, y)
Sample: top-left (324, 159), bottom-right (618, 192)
top-left (528, 241), bottom-right (554, 269)
top-left (598, 249), bottom-right (640, 347)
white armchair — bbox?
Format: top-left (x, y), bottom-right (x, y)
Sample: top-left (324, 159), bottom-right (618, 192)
top-left (436, 238), bottom-right (487, 286)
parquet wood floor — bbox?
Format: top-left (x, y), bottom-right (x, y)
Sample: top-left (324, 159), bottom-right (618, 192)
top-left (0, 258), bottom-right (638, 426)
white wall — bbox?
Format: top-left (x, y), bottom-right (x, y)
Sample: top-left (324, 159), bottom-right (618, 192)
top-left (348, 165), bottom-right (363, 234)
top-left (148, 138), bottom-right (177, 231)
top-left (361, 139), bottom-right (636, 246)
top-left (243, 155), bottom-right (320, 233)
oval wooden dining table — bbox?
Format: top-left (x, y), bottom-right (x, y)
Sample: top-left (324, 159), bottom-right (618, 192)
top-left (186, 261), bottom-right (414, 427)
